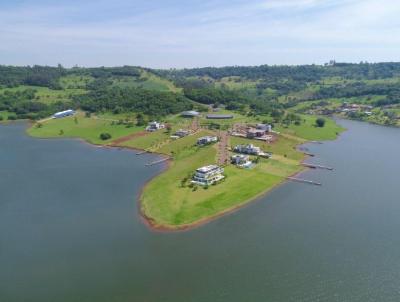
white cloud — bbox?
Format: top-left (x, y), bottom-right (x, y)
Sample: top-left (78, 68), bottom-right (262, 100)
top-left (1, 0), bottom-right (400, 67)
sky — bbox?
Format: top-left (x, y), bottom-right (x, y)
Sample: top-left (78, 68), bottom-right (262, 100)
top-left (1, 0), bottom-right (400, 68)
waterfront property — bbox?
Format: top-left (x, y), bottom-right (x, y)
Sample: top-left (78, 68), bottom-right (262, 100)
top-left (181, 110), bottom-right (200, 118)
top-left (231, 154), bottom-right (252, 168)
top-left (146, 121), bottom-right (165, 132)
top-left (197, 136), bottom-right (218, 146)
top-left (192, 165), bottom-right (225, 186)
top-left (52, 109), bottom-right (75, 119)
top-left (234, 144), bottom-right (261, 155)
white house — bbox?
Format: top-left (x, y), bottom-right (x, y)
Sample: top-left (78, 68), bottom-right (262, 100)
top-left (192, 165), bottom-right (224, 186)
top-left (146, 121), bottom-right (165, 132)
top-left (181, 110), bottom-right (200, 118)
top-left (231, 154), bottom-right (252, 168)
top-left (197, 136), bottom-right (218, 146)
top-left (234, 144), bottom-right (261, 155)
top-left (52, 109), bottom-right (75, 119)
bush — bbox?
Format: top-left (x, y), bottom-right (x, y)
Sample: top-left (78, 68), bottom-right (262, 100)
top-left (7, 115), bottom-right (17, 120)
top-left (0, 116), bottom-right (3, 121)
top-left (316, 118), bottom-right (326, 127)
top-left (99, 133), bottom-right (112, 140)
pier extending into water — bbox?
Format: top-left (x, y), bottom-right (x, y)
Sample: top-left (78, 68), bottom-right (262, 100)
top-left (136, 150), bottom-right (149, 155)
top-left (145, 157), bottom-right (170, 166)
top-left (287, 177), bottom-right (322, 186)
top-left (301, 163), bottom-right (333, 170)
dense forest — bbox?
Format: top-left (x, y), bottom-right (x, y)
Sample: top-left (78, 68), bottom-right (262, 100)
top-left (1, 62), bottom-right (400, 122)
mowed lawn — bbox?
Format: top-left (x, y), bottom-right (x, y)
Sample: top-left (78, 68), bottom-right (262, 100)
top-left (27, 113), bottom-right (143, 145)
top-left (275, 115), bottom-right (345, 141)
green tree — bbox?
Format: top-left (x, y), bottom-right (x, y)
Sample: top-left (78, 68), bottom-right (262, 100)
top-left (99, 133), bottom-right (112, 140)
top-left (316, 118), bottom-right (326, 127)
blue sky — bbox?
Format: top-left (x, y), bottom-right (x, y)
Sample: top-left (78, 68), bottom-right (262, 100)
top-left (1, 0), bottom-right (400, 68)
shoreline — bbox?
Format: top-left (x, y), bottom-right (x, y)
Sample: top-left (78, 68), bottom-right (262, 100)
top-left (22, 121), bottom-right (340, 233)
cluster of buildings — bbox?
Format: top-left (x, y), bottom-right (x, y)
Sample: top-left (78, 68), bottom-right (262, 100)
top-left (231, 123), bottom-right (273, 142)
top-left (340, 103), bottom-right (373, 116)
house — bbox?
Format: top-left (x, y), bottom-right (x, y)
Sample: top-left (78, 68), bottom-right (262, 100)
top-left (246, 128), bottom-right (266, 139)
top-left (146, 121), bottom-right (165, 132)
top-left (206, 114), bottom-right (234, 119)
top-left (197, 136), bottom-right (218, 146)
top-left (256, 123), bottom-right (272, 132)
top-left (175, 129), bottom-right (190, 138)
top-left (181, 110), bottom-right (200, 118)
top-left (234, 144), bottom-right (261, 155)
top-left (192, 165), bottom-right (224, 186)
top-left (231, 154), bottom-right (252, 168)
top-left (52, 109), bottom-right (75, 119)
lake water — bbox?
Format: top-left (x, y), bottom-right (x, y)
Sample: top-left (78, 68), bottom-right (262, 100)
top-left (1, 120), bottom-right (400, 302)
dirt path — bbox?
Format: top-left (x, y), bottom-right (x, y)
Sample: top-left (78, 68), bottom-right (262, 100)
top-left (190, 117), bottom-right (200, 132)
top-left (217, 130), bottom-right (229, 165)
top-left (108, 131), bottom-right (148, 146)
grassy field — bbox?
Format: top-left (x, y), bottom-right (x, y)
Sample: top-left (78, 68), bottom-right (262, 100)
top-left (110, 70), bottom-right (181, 93)
top-left (0, 111), bottom-right (9, 120)
top-left (275, 115), bottom-right (345, 141)
top-left (27, 112), bottom-right (143, 145)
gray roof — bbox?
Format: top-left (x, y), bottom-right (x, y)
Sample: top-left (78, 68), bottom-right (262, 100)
top-left (206, 114), bottom-right (234, 119)
top-left (181, 110), bottom-right (200, 116)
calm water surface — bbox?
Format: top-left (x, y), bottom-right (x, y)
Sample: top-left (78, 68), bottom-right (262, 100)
top-left (1, 120), bottom-right (400, 302)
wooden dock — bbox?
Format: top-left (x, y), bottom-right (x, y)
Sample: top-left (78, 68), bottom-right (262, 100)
top-left (136, 150), bottom-right (148, 155)
top-left (287, 177), bottom-right (322, 186)
top-left (302, 163), bottom-right (333, 170)
top-left (145, 157), bottom-right (170, 166)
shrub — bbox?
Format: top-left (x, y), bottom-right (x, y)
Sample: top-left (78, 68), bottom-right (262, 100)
top-left (316, 118), bottom-right (326, 127)
top-left (99, 133), bottom-right (112, 140)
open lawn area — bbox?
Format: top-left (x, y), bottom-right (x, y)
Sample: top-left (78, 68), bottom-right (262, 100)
top-left (27, 112), bottom-right (143, 145)
top-left (275, 115), bottom-right (345, 141)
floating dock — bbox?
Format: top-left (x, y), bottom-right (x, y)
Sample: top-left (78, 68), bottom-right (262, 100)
top-left (287, 177), bottom-right (322, 186)
top-left (145, 157), bottom-right (170, 166)
top-left (302, 163), bottom-right (333, 170)
top-left (136, 150), bottom-right (149, 155)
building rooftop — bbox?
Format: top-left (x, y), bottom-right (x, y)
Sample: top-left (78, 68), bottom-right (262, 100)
top-left (196, 165), bottom-right (221, 173)
top-left (206, 114), bottom-right (234, 119)
top-left (181, 110), bottom-right (200, 116)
